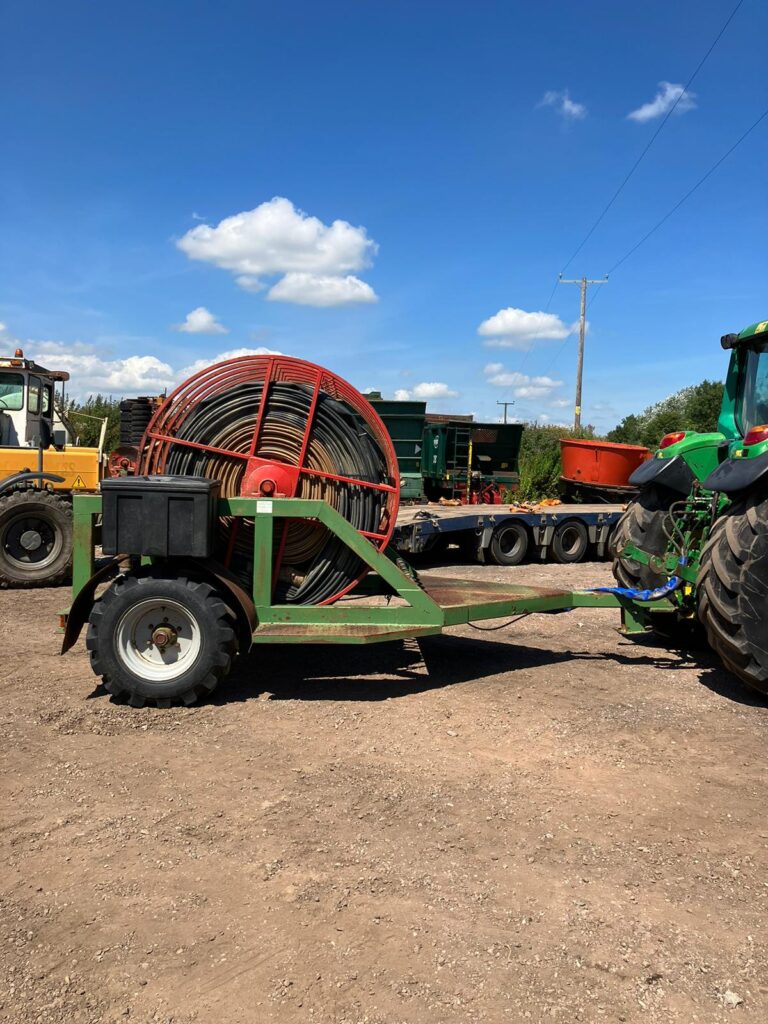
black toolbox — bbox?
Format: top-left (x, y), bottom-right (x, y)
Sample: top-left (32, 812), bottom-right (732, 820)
top-left (100, 476), bottom-right (220, 558)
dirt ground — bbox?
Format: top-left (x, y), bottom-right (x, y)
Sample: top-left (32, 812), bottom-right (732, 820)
top-left (2, 558), bottom-right (767, 1024)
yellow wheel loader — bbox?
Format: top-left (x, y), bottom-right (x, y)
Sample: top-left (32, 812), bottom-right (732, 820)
top-left (0, 347), bottom-right (106, 586)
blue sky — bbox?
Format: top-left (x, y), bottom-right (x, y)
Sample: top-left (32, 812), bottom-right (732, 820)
top-left (1, 0), bottom-right (766, 431)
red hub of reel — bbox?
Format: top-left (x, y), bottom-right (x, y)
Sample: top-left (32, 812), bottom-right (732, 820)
top-left (139, 355), bottom-right (400, 605)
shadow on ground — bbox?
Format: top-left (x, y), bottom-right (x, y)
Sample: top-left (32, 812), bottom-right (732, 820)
top-left (203, 630), bottom-right (756, 706)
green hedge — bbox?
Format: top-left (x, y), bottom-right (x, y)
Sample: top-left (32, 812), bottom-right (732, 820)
top-left (516, 423), bottom-right (597, 502)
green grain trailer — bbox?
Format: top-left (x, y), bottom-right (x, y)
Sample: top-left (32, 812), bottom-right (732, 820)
top-left (422, 420), bottom-right (523, 502)
top-left (364, 392), bottom-right (426, 501)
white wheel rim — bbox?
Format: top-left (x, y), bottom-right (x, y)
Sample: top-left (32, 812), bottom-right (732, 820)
top-left (115, 597), bottom-right (202, 682)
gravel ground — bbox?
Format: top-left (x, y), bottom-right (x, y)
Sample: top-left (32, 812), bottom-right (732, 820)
top-left (1, 558), bottom-right (767, 1024)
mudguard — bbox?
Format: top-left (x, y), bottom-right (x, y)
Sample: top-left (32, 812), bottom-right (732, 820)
top-left (628, 455), bottom-right (695, 495)
top-left (61, 557), bottom-right (257, 656)
top-left (0, 471), bottom-right (65, 496)
top-left (703, 450), bottom-right (768, 495)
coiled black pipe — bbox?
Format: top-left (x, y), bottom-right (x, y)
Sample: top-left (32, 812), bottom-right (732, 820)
top-left (161, 381), bottom-right (389, 604)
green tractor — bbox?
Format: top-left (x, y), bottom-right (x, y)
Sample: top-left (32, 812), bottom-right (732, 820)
top-left (612, 318), bottom-right (768, 692)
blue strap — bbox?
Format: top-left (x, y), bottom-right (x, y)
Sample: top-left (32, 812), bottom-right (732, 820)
top-left (587, 558), bottom-right (688, 602)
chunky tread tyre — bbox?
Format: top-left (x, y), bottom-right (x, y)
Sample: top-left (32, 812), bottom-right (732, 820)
top-left (488, 521), bottom-right (529, 566)
top-left (611, 484), bottom-right (704, 646)
top-left (610, 485), bottom-right (672, 590)
top-left (698, 489), bottom-right (768, 694)
top-left (0, 489), bottom-right (73, 587)
top-left (86, 572), bottom-right (237, 706)
top-left (552, 519), bottom-right (589, 564)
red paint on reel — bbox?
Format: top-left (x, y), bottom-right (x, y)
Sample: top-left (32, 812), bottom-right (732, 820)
top-left (138, 355), bottom-right (400, 605)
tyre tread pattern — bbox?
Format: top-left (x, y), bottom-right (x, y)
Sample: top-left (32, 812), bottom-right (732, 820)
top-left (698, 489), bottom-right (768, 694)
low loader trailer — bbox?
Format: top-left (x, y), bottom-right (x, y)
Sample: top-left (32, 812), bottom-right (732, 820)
top-left (394, 502), bottom-right (623, 565)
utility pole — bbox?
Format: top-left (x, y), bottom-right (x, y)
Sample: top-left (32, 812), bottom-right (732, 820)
top-left (558, 275), bottom-right (608, 430)
top-left (496, 400), bottom-right (514, 423)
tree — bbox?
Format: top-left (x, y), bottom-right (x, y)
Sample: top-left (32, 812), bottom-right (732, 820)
top-left (606, 379), bottom-right (724, 449)
top-left (62, 395), bottom-right (122, 452)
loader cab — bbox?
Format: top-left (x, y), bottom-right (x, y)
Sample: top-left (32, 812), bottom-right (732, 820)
top-left (0, 351), bottom-right (67, 451)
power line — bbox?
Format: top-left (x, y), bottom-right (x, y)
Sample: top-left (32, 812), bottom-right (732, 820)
top-left (607, 105), bottom-right (768, 275)
top-left (557, 0), bottom-right (745, 277)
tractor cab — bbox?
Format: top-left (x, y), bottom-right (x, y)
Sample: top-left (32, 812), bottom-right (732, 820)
top-left (720, 320), bottom-right (768, 438)
top-left (0, 348), bottom-right (68, 451)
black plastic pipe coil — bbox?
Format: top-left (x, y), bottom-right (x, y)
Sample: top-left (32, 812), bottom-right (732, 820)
top-left (163, 381), bottom-right (389, 604)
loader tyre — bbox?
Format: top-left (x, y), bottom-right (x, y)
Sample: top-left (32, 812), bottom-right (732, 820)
top-left (86, 572), bottom-right (237, 707)
top-left (697, 488), bottom-right (768, 695)
top-left (0, 489), bottom-right (73, 587)
top-left (611, 484), bottom-right (672, 590)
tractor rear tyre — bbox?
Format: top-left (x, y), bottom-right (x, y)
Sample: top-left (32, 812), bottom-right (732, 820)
top-left (0, 489), bottom-right (73, 587)
top-left (86, 572), bottom-right (237, 707)
top-left (697, 489), bottom-right (768, 695)
top-left (611, 484), bottom-right (672, 590)
top-left (611, 484), bottom-right (703, 646)
top-left (488, 521), bottom-right (529, 566)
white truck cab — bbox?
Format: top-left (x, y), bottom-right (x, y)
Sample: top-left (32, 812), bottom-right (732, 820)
top-left (0, 349), bottom-right (68, 451)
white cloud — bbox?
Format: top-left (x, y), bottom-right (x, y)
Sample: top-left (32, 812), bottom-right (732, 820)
top-left (179, 345), bottom-right (283, 378)
top-left (5, 330), bottom-right (285, 400)
top-left (28, 340), bottom-right (176, 396)
top-left (173, 306), bottom-right (228, 334)
top-left (266, 272), bottom-right (377, 307)
top-left (394, 382), bottom-right (458, 401)
top-left (538, 89), bottom-right (587, 121)
top-left (483, 364), bottom-right (564, 400)
top-left (478, 307), bottom-right (573, 348)
top-left (549, 396), bottom-right (572, 409)
top-left (627, 82), bottom-right (696, 123)
top-left (176, 196), bottom-right (378, 307)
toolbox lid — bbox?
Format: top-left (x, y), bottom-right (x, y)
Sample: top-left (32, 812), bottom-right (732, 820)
top-left (101, 475), bottom-right (220, 493)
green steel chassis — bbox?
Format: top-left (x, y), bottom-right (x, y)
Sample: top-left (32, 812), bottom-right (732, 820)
top-left (63, 494), bottom-right (678, 651)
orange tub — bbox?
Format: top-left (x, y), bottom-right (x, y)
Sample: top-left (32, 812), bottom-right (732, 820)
top-left (560, 439), bottom-right (651, 487)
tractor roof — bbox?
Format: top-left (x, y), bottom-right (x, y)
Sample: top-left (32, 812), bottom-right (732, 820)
top-left (0, 353), bottom-right (70, 381)
top-left (737, 320), bottom-right (768, 342)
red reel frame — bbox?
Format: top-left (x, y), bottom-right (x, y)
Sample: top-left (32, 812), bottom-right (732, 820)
top-left (139, 355), bottom-right (400, 604)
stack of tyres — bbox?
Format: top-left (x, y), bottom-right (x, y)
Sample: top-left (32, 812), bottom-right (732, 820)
top-left (119, 398), bottom-right (155, 446)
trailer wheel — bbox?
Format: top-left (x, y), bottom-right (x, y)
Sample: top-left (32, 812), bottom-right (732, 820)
top-left (0, 489), bottom-right (73, 587)
top-left (86, 572), bottom-right (237, 707)
top-left (552, 519), bottom-right (589, 563)
top-left (697, 488), bottom-right (768, 695)
top-left (488, 521), bottom-right (529, 566)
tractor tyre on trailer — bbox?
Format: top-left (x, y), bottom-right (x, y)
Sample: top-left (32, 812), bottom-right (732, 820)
top-left (0, 489), bottom-right (73, 587)
top-left (488, 521), bottom-right (529, 566)
top-left (86, 572), bottom-right (237, 707)
top-left (552, 519), bottom-right (589, 564)
top-left (697, 488), bottom-right (768, 695)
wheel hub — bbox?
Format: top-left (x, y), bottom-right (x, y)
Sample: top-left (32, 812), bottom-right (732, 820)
top-left (19, 529), bottom-right (43, 552)
top-left (151, 625), bottom-right (178, 649)
top-left (151, 622), bottom-right (179, 647)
